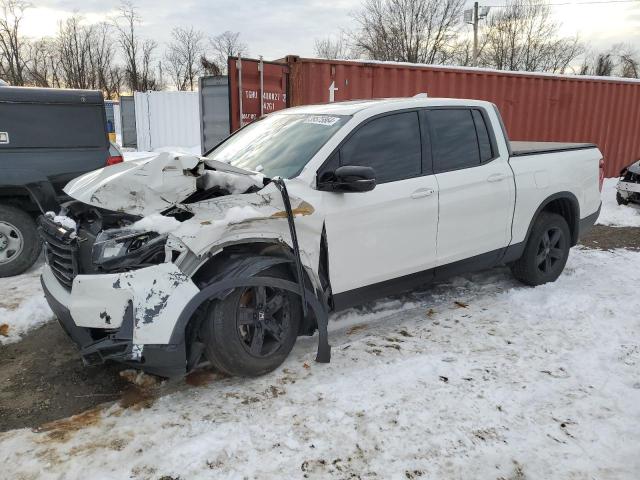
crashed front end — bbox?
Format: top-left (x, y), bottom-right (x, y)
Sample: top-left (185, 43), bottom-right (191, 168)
top-left (39, 152), bottom-right (325, 378)
top-left (617, 160), bottom-right (640, 205)
top-left (39, 204), bottom-right (200, 377)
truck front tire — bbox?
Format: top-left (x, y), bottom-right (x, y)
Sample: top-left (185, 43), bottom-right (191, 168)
top-left (201, 266), bottom-right (301, 377)
top-left (510, 212), bottom-right (571, 287)
top-left (0, 204), bottom-right (42, 277)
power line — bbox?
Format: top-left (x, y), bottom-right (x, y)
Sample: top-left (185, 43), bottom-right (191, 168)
top-left (483, 0), bottom-right (639, 7)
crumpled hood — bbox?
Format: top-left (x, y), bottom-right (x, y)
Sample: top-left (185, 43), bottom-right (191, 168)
top-left (64, 151), bottom-right (258, 216)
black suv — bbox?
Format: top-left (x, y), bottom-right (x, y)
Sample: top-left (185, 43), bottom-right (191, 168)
top-left (0, 86), bottom-right (122, 277)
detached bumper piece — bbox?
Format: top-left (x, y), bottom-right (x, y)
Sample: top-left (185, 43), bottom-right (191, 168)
top-left (41, 277), bottom-right (186, 378)
top-left (273, 178), bottom-right (330, 363)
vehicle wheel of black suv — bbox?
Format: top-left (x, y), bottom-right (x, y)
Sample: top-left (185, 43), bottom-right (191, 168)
top-left (616, 192), bottom-right (630, 206)
top-left (0, 204), bottom-right (42, 277)
top-left (510, 212), bottom-right (571, 287)
top-left (201, 266), bottom-right (301, 377)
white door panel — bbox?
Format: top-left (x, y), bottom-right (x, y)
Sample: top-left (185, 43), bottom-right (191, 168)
top-left (323, 175), bottom-right (439, 293)
top-left (435, 159), bottom-right (514, 266)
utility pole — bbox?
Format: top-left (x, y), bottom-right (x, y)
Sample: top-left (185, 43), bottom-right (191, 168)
top-left (465, 2), bottom-right (489, 67)
top-left (472, 1), bottom-right (479, 67)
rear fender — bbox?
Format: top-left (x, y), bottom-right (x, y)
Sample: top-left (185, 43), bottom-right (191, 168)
top-left (0, 168), bottom-right (59, 213)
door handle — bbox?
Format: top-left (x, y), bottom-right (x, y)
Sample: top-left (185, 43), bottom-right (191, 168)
top-left (411, 188), bottom-right (435, 199)
top-left (487, 173), bottom-right (508, 183)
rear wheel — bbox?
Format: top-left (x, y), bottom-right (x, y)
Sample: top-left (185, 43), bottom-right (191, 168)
top-left (201, 266), bottom-right (301, 377)
top-left (0, 204), bottom-right (41, 277)
top-left (510, 212), bottom-right (571, 286)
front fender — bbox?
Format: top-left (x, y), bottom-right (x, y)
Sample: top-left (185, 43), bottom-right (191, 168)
top-left (170, 253), bottom-right (331, 363)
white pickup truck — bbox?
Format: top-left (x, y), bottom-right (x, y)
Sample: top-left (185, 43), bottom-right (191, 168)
top-left (39, 97), bottom-right (603, 378)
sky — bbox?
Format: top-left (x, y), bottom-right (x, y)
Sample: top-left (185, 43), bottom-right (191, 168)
top-left (20, 0), bottom-right (640, 62)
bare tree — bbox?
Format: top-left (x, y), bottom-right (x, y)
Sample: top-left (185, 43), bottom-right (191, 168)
top-left (203, 30), bottom-right (247, 75)
top-left (0, 0), bottom-right (29, 85)
top-left (200, 54), bottom-right (221, 76)
top-left (56, 15), bottom-right (95, 89)
top-left (165, 26), bottom-right (203, 90)
top-left (580, 44), bottom-right (640, 78)
top-left (25, 38), bottom-right (60, 87)
top-left (350, 0), bottom-right (465, 64)
top-left (619, 50), bottom-right (640, 78)
top-left (480, 0), bottom-right (583, 73)
top-left (594, 53), bottom-right (615, 76)
top-left (165, 48), bottom-right (185, 90)
top-left (114, 1), bottom-right (157, 92)
top-left (314, 33), bottom-right (352, 60)
top-left (139, 37), bottom-right (157, 90)
top-left (89, 22), bottom-right (121, 98)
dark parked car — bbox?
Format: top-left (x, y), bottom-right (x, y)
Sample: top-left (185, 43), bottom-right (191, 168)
top-left (0, 86), bottom-right (122, 277)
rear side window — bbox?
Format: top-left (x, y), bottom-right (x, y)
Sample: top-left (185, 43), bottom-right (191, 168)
top-left (0, 103), bottom-right (106, 149)
top-left (472, 110), bottom-right (493, 162)
top-left (428, 109), bottom-right (480, 173)
top-left (340, 111), bottom-right (421, 184)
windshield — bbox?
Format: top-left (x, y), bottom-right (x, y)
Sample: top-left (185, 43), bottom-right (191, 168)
top-left (206, 113), bottom-right (350, 178)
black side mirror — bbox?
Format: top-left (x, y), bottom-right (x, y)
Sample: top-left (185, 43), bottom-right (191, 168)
top-left (318, 165), bottom-right (376, 193)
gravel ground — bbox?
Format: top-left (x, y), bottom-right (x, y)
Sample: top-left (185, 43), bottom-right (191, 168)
top-left (0, 223), bottom-right (635, 433)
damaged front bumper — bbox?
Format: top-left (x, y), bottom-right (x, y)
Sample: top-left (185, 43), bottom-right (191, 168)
top-left (617, 179), bottom-right (640, 195)
top-left (617, 163), bottom-right (640, 204)
top-left (41, 263), bottom-right (198, 378)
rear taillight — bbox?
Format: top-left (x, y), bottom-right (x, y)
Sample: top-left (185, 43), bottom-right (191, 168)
top-left (106, 155), bottom-right (123, 166)
top-left (598, 158), bottom-right (605, 192)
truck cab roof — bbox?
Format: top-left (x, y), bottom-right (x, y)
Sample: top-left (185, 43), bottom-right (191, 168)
top-left (0, 86), bottom-right (104, 105)
top-left (278, 97), bottom-right (496, 116)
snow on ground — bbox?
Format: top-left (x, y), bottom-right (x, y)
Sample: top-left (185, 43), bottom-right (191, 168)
top-left (597, 177), bottom-right (640, 227)
top-left (0, 260), bottom-right (52, 345)
top-left (1, 247), bottom-right (639, 479)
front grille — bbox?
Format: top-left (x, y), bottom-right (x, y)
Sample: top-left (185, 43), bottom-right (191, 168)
top-left (38, 217), bottom-right (79, 289)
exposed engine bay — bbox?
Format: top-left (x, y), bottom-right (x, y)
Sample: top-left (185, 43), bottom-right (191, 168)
top-left (44, 152), bottom-right (273, 277)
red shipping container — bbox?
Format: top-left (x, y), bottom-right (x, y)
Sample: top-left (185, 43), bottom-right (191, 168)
top-left (228, 56), bottom-right (640, 177)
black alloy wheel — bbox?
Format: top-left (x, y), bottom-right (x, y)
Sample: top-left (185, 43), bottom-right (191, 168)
top-left (236, 285), bottom-right (291, 358)
top-left (510, 212), bottom-right (571, 286)
top-left (535, 226), bottom-right (566, 275)
top-left (201, 265), bottom-right (301, 377)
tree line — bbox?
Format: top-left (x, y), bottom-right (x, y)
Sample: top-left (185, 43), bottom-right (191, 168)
top-left (2, 0), bottom-right (638, 99)
top-left (316, 0), bottom-right (640, 79)
top-left (0, 0), bottom-right (247, 97)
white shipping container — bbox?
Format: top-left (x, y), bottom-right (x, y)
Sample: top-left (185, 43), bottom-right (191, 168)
top-left (134, 91), bottom-right (201, 152)
top-left (113, 103), bottom-right (122, 144)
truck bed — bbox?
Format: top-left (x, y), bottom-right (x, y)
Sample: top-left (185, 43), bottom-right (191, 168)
top-left (510, 141), bottom-right (597, 157)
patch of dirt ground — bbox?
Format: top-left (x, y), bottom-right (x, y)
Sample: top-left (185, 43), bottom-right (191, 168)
top-left (579, 225), bottom-right (640, 251)
top-left (0, 321), bottom-right (129, 432)
top-left (0, 224), bottom-right (636, 433)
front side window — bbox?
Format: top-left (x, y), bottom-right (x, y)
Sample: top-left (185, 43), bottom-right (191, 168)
top-left (428, 109), bottom-right (480, 173)
top-left (339, 111), bottom-right (422, 184)
top-left (206, 113), bottom-right (349, 179)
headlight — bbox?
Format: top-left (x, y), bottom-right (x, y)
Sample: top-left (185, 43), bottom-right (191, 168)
top-left (92, 229), bottom-right (167, 270)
